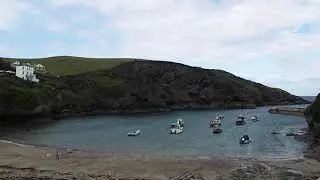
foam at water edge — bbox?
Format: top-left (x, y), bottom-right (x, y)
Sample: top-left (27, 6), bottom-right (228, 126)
top-left (0, 140), bottom-right (35, 148)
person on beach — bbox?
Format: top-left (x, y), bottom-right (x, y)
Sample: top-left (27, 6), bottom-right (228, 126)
top-left (56, 150), bottom-right (60, 160)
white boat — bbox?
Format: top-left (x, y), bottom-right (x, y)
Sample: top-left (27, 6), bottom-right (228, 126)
top-left (251, 115), bottom-right (259, 122)
top-left (170, 122), bottom-right (184, 134)
top-left (127, 129), bottom-right (141, 136)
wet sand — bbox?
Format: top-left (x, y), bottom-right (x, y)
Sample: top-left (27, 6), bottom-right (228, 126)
top-left (0, 140), bottom-right (320, 180)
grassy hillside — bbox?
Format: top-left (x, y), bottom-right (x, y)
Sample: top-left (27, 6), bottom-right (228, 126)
top-left (0, 58), bottom-right (309, 118)
top-left (2, 56), bottom-right (133, 76)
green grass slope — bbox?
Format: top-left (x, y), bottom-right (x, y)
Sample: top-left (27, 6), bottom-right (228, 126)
top-left (2, 56), bottom-right (132, 76)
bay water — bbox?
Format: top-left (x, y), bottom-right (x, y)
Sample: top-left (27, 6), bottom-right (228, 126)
top-left (0, 105), bottom-right (309, 159)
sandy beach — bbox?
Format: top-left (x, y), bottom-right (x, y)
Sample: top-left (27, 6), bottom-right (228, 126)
top-left (0, 140), bottom-right (319, 180)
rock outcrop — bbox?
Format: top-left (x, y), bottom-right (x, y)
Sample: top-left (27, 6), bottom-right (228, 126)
top-left (304, 93), bottom-right (320, 158)
top-left (305, 93), bottom-right (320, 135)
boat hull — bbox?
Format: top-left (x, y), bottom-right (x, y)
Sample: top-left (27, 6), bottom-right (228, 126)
top-left (240, 139), bottom-right (251, 144)
top-left (236, 121), bottom-right (245, 125)
top-left (170, 128), bottom-right (183, 134)
top-left (213, 129), bottom-right (222, 134)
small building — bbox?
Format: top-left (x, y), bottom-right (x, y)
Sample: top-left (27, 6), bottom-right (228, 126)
top-left (11, 61), bottom-right (20, 68)
top-left (15, 65), bottom-right (39, 83)
top-left (34, 64), bottom-right (46, 73)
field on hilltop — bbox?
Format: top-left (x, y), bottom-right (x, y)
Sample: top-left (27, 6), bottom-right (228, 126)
top-left (2, 56), bottom-right (133, 76)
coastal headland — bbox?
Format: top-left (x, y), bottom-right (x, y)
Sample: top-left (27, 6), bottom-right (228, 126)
top-left (0, 57), bottom-right (309, 121)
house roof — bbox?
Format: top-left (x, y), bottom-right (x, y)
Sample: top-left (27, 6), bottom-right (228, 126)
top-left (12, 61), bottom-right (20, 65)
top-left (36, 64), bottom-right (45, 67)
top-left (18, 63), bottom-right (34, 67)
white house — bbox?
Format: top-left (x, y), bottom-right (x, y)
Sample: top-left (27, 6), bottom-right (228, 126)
top-left (34, 64), bottom-right (46, 72)
top-left (15, 65), bottom-right (39, 83)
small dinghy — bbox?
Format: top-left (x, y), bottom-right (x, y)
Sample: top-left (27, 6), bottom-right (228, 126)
top-left (127, 129), bottom-right (141, 136)
top-left (236, 115), bottom-right (246, 125)
top-left (239, 135), bottom-right (252, 144)
top-left (251, 115), bottom-right (259, 122)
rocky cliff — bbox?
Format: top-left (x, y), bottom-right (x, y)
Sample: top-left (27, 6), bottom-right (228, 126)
top-left (0, 60), bottom-right (309, 120)
top-left (304, 93), bottom-right (320, 155)
top-left (305, 93), bottom-right (320, 133)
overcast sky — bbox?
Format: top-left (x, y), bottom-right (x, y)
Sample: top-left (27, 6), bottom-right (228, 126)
top-left (0, 0), bottom-right (319, 96)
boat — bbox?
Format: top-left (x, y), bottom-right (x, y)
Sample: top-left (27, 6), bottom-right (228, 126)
top-left (210, 118), bottom-right (221, 127)
top-left (251, 115), bottom-right (259, 122)
top-left (239, 135), bottom-right (251, 144)
top-left (236, 115), bottom-right (246, 125)
top-left (170, 118), bottom-right (184, 128)
top-left (212, 125), bottom-right (222, 134)
top-left (127, 129), bottom-right (141, 136)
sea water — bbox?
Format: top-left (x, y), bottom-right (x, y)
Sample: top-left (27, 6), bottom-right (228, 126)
top-left (0, 106), bottom-right (308, 159)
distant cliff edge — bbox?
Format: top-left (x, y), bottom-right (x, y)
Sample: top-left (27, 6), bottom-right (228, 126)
top-left (0, 58), bottom-right (310, 121)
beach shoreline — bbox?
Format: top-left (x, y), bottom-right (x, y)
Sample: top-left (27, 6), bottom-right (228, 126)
top-left (0, 139), bottom-right (319, 179)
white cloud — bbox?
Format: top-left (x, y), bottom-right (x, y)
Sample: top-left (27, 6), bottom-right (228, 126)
top-left (0, 0), bottom-right (31, 30)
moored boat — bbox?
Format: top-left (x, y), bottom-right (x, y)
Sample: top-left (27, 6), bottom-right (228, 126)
top-left (169, 120), bottom-right (184, 134)
top-left (251, 115), bottom-right (259, 122)
top-left (210, 118), bottom-right (221, 127)
top-left (127, 129), bottom-right (141, 136)
top-left (236, 115), bottom-right (246, 125)
top-left (239, 135), bottom-right (251, 144)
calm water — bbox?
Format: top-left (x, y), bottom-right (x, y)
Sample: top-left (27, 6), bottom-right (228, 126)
top-left (1, 106), bottom-right (309, 159)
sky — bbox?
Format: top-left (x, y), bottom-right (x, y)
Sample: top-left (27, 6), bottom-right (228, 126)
top-left (0, 0), bottom-right (319, 96)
